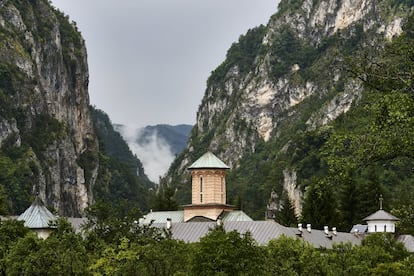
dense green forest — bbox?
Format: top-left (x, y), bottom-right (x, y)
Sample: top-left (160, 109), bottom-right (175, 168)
top-left (162, 5), bottom-right (414, 236)
top-left (0, 105), bottom-right (154, 215)
top-left (0, 214), bottom-right (412, 275)
top-left (224, 13), bottom-right (414, 234)
top-left (166, 0), bottom-right (414, 229)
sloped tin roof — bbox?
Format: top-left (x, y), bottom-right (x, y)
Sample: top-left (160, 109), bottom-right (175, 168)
top-left (151, 221), bottom-right (293, 244)
top-left (221, 210), bottom-right (253, 222)
top-left (188, 151), bottom-right (230, 170)
top-left (17, 197), bottom-right (56, 229)
top-left (139, 210), bottom-right (185, 224)
top-left (150, 220), bottom-right (362, 247)
top-left (350, 224), bottom-right (368, 233)
top-left (139, 210), bottom-right (252, 224)
top-left (363, 209), bottom-right (399, 221)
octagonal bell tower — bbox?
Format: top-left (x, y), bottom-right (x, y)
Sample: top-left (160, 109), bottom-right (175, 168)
top-left (183, 151), bottom-right (233, 222)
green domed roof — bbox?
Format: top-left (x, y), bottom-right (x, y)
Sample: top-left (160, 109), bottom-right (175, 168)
top-left (188, 152), bottom-right (230, 170)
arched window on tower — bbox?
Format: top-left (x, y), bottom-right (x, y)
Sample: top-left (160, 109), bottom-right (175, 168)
top-left (200, 176), bottom-right (203, 203)
top-left (221, 177), bottom-right (224, 203)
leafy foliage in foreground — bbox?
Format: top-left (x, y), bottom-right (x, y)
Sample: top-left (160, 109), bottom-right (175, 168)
top-left (0, 210), bottom-right (412, 276)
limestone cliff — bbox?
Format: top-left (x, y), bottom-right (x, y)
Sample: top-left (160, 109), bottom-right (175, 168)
top-left (0, 0), bottom-right (97, 216)
top-left (166, 0), bottom-right (413, 218)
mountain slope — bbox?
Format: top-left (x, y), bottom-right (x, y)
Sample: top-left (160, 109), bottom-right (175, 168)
top-left (0, 0), bottom-right (97, 215)
top-left (90, 108), bottom-right (153, 211)
top-left (136, 124), bottom-right (192, 156)
top-left (0, 0), bottom-right (152, 216)
top-left (165, 0), bottom-right (414, 222)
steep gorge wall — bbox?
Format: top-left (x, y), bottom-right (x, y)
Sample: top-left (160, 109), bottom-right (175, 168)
top-left (0, 0), bottom-right (97, 216)
top-left (166, 0), bottom-right (411, 214)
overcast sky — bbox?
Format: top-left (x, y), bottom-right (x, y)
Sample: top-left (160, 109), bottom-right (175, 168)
top-left (50, 0), bottom-right (279, 127)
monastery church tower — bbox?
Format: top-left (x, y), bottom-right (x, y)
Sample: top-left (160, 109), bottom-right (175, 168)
top-left (140, 151), bottom-right (252, 224)
top-left (183, 151), bottom-right (234, 222)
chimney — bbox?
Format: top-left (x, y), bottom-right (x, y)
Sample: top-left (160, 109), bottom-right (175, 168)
top-left (216, 217), bottom-right (222, 227)
top-left (306, 224), bottom-right (311, 233)
top-left (324, 226), bottom-right (329, 235)
top-left (296, 223), bottom-right (303, 237)
top-left (332, 227), bottom-right (337, 236)
top-left (166, 218), bottom-right (172, 230)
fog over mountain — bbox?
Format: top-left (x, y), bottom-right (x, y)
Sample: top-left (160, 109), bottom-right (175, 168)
top-left (115, 124), bottom-right (191, 182)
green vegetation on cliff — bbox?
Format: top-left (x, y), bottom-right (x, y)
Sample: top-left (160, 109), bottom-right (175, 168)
top-left (208, 25), bottom-right (267, 86)
top-left (0, 0), bottom-right (93, 215)
top-left (229, 13), bottom-right (414, 233)
top-left (0, 0), bottom-right (153, 215)
top-left (90, 107), bottom-right (153, 212)
top-left (166, 0), bottom-right (414, 234)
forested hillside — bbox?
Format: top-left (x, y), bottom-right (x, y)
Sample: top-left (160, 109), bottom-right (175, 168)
top-left (0, 0), bottom-right (97, 215)
top-left (0, 0), bottom-right (152, 216)
top-left (166, 0), bottom-right (414, 233)
top-left (90, 107), bottom-right (153, 211)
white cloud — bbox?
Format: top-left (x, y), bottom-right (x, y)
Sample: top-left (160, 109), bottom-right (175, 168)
top-left (118, 125), bottom-right (175, 183)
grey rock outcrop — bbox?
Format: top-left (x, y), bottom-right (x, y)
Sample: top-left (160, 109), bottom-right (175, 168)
top-left (0, 0), bottom-right (97, 216)
top-left (166, 0), bottom-right (412, 213)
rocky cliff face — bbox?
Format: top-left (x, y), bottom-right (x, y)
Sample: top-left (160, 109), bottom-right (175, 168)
top-left (196, 0), bottom-right (404, 163)
top-left (0, 0), bottom-right (97, 216)
top-left (166, 0), bottom-right (413, 215)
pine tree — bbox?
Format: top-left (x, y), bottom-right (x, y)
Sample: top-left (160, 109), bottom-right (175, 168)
top-left (301, 177), bottom-right (339, 229)
top-left (275, 193), bottom-right (297, 227)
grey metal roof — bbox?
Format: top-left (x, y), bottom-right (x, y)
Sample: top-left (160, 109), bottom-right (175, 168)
top-left (188, 151), bottom-right (230, 170)
top-left (139, 210), bottom-right (252, 224)
top-left (287, 226), bottom-right (362, 249)
top-left (17, 197), bottom-right (56, 229)
top-left (222, 210), bottom-right (253, 222)
top-left (350, 224), bottom-right (368, 233)
top-left (228, 221), bottom-right (294, 245)
top-left (158, 221), bottom-right (216, 243)
top-left (363, 210), bottom-right (399, 221)
top-left (139, 210), bottom-right (185, 224)
top-left (152, 221), bottom-right (290, 244)
top-left (151, 220), bottom-right (362, 247)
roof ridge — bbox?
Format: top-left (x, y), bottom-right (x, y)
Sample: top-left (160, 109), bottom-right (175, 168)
top-left (188, 151), bottom-right (230, 169)
top-left (363, 209), bottom-right (399, 221)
